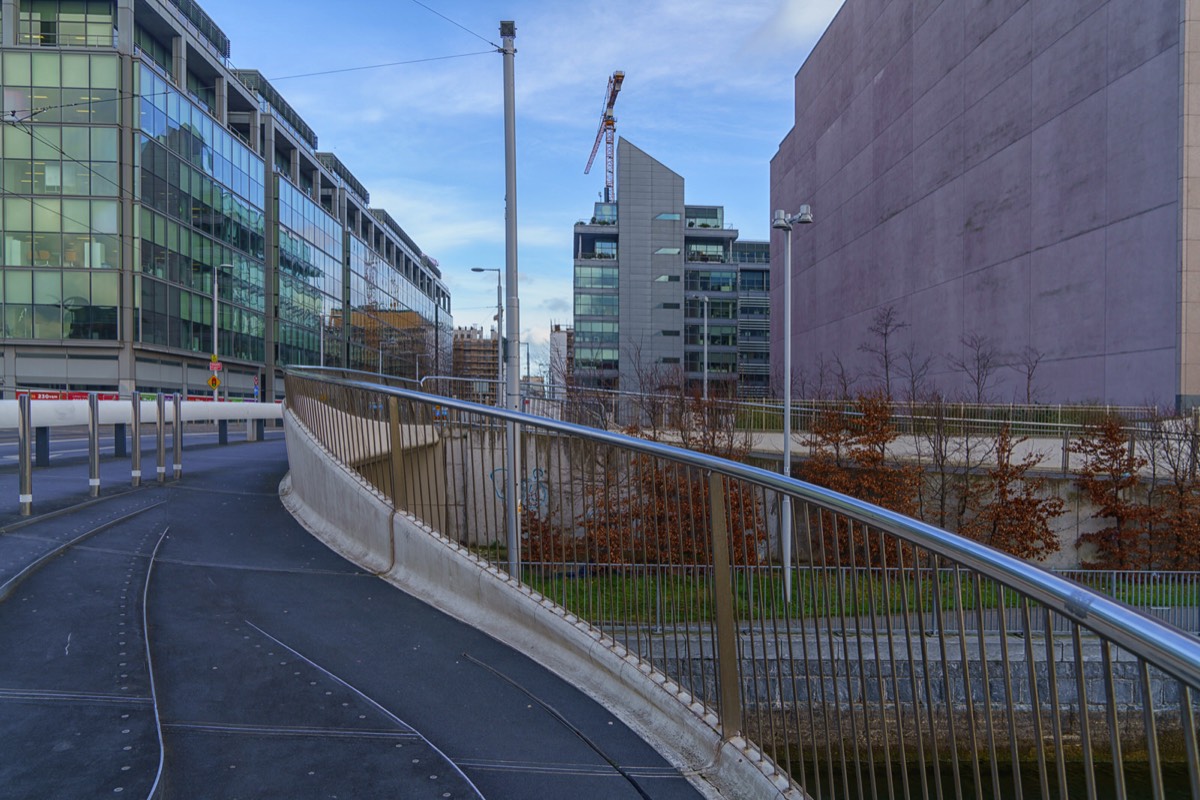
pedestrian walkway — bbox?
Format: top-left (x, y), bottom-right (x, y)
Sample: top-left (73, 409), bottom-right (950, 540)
top-left (0, 439), bottom-right (704, 798)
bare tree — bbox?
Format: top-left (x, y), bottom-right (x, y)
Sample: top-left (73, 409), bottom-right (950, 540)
top-left (949, 332), bottom-right (1000, 405)
top-left (858, 305), bottom-right (909, 399)
top-left (1014, 345), bottom-right (1045, 404)
top-left (897, 341), bottom-right (934, 404)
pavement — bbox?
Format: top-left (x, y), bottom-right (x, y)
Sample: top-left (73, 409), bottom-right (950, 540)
top-left (0, 437), bottom-right (704, 799)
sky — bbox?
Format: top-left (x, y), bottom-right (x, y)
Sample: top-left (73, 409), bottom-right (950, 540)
top-left (196, 0), bottom-right (845, 370)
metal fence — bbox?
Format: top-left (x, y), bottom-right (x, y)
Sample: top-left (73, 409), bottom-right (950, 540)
top-left (284, 367), bottom-right (1200, 800)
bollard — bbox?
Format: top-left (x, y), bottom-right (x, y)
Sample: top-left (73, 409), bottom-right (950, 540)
top-left (218, 419), bottom-right (228, 445)
top-left (88, 392), bottom-right (100, 498)
top-left (130, 394), bottom-right (141, 488)
top-left (156, 393), bottom-right (166, 484)
top-left (255, 418), bottom-right (265, 441)
top-left (18, 394), bottom-right (32, 516)
top-left (173, 393), bottom-right (182, 479)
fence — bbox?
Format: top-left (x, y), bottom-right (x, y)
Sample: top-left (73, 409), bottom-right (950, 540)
top-left (285, 367), bottom-right (1200, 800)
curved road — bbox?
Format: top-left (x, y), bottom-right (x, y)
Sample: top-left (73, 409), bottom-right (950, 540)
top-left (0, 439), bottom-right (704, 799)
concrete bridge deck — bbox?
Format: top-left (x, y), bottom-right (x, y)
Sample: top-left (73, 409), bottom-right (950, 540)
top-left (0, 438), bottom-right (704, 799)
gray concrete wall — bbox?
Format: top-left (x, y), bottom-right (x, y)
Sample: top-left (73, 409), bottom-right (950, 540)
top-left (772, 0), bottom-right (1184, 406)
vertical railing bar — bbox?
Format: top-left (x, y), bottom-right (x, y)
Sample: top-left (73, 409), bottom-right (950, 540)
top-left (932, 559), bottom-right (963, 800)
top-left (781, 492), bottom-right (808, 794)
top-left (995, 583), bottom-right (1024, 800)
top-left (707, 470), bottom-right (742, 740)
top-left (1181, 685), bottom-right (1200, 800)
top-left (1138, 657), bottom-right (1166, 800)
top-left (387, 397), bottom-right (404, 513)
top-left (952, 566), bottom-right (983, 800)
top-left (1043, 608), bottom-right (1068, 800)
top-left (1070, 624), bottom-right (1097, 800)
top-left (88, 392), bottom-right (100, 497)
top-left (844, 521), bottom-right (877, 800)
top-left (863, 527), bottom-right (897, 800)
top-left (913, 552), bottom-right (946, 800)
top-left (1100, 641), bottom-right (1125, 799)
top-left (1022, 598), bottom-right (1050, 800)
top-left (894, 539), bottom-right (925, 800)
top-left (972, 575), bottom-right (1001, 800)
top-left (824, 512), bottom-right (853, 800)
top-left (800, 504), bottom-right (825, 800)
top-left (811, 507), bottom-right (838, 798)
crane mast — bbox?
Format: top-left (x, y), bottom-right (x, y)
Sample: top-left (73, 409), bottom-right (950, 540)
top-left (584, 70), bottom-right (625, 204)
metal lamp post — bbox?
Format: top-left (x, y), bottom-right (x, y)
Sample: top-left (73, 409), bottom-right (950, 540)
top-left (771, 204), bottom-right (812, 604)
top-left (472, 267), bottom-right (504, 406)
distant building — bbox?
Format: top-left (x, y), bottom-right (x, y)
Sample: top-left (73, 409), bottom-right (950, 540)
top-left (0, 0), bottom-right (450, 402)
top-left (573, 139), bottom-right (770, 397)
top-left (548, 323), bottom-right (574, 399)
top-left (772, 0), bottom-right (1194, 407)
top-left (452, 325), bottom-right (501, 404)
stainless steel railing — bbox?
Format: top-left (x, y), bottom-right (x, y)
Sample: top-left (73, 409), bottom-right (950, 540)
top-left (284, 367), bottom-right (1200, 800)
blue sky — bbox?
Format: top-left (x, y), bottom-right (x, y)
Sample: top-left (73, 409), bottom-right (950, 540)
top-left (197, 0), bottom-right (844, 367)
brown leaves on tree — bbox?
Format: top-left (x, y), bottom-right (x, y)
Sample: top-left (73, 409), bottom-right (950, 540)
top-left (961, 426), bottom-right (1064, 561)
top-left (1071, 417), bottom-right (1159, 569)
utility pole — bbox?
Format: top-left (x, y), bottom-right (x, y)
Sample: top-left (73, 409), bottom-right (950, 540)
top-left (500, 21), bottom-right (521, 579)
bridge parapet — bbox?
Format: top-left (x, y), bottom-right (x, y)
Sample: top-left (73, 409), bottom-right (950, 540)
top-left (283, 367), bottom-right (1200, 799)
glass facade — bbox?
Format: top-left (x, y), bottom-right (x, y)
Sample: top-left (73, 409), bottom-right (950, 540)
top-left (277, 176), bottom-right (340, 368)
top-left (136, 64), bottom-right (266, 359)
top-left (0, 2), bottom-right (451, 398)
top-left (1, 51), bottom-right (121, 342)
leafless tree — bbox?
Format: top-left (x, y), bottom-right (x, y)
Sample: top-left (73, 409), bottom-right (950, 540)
top-left (949, 332), bottom-right (1000, 405)
top-left (858, 305), bottom-right (909, 399)
top-left (897, 341), bottom-right (934, 405)
top-left (1014, 345), bottom-right (1045, 404)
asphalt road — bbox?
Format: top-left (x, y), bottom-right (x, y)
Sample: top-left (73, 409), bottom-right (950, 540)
top-left (0, 438), bottom-right (704, 799)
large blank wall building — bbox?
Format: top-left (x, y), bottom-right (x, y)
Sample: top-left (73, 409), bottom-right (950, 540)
top-left (771, 0), bottom-right (1198, 407)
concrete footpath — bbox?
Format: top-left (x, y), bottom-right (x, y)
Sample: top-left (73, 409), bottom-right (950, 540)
top-left (0, 439), bottom-right (704, 799)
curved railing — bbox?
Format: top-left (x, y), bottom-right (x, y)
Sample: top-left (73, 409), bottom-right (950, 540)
top-left (284, 367), bottom-right (1200, 799)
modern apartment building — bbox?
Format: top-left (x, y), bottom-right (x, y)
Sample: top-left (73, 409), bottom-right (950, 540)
top-left (772, 0), bottom-right (1193, 406)
top-left (0, 0), bottom-right (451, 403)
top-left (451, 324), bottom-right (501, 405)
top-left (572, 138), bottom-right (770, 397)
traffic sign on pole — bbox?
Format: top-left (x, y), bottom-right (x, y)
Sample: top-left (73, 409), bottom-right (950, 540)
top-left (208, 375), bottom-right (220, 390)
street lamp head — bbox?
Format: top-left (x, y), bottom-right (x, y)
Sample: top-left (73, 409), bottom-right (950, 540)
top-left (771, 208), bottom-right (791, 231)
top-left (797, 204), bottom-right (814, 224)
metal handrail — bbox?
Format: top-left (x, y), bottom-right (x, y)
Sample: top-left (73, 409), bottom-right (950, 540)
top-left (285, 366), bottom-right (1200, 798)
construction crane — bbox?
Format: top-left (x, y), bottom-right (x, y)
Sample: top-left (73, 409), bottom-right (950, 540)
top-left (584, 70), bottom-right (625, 204)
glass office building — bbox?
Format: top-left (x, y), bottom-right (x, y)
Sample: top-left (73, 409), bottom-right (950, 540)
top-left (0, 0), bottom-right (451, 401)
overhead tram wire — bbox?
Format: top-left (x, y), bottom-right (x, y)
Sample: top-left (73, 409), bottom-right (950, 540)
top-left (406, 0), bottom-right (500, 50)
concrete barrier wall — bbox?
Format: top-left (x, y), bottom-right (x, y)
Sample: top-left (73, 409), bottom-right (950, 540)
top-left (280, 409), bottom-right (801, 800)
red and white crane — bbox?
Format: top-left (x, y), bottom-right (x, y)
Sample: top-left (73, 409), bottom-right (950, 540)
top-left (584, 70), bottom-right (625, 204)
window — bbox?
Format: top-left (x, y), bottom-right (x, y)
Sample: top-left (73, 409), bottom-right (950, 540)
top-left (654, 247), bottom-right (680, 255)
top-left (660, 302), bottom-right (680, 309)
top-left (661, 329), bottom-right (680, 336)
top-left (654, 212), bottom-right (681, 220)
top-left (654, 274), bottom-right (680, 283)
top-left (660, 357), bottom-right (679, 364)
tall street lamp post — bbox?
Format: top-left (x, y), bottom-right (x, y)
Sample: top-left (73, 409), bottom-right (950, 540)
top-left (771, 204), bottom-right (812, 604)
top-left (472, 267), bottom-right (504, 406)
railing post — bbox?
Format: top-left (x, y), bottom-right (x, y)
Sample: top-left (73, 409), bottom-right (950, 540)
top-left (156, 393), bottom-right (166, 484)
top-left (113, 422), bottom-right (126, 458)
top-left (18, 393), bottom-right (32, 516)
top-left (505, 417), bottom-right (522, 581)
top-left (708, 471), bottom-right (742, 739)
top-left (35, 425), bottom-right (49, 467)
top-left (130, 393), bottom-right (141, 487)
top-left (88, 392), bottom-right (100, 498)
top-left (173, 393), bottom-right (183, 479)
top-left (387, 397), bottom-right (405, 509)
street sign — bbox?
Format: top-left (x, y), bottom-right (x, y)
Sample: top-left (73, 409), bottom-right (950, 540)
top-left (209, 361), bottom-right (223, 372)
top-left (208, 375), bottom-right (220, 390)
top-left (210, 353), bottom-right (218, 363)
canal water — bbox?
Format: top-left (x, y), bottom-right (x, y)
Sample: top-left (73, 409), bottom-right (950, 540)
top-left (790, 759), bottom-right (1195, 799)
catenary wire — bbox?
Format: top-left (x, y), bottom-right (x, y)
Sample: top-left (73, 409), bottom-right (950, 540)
top-left (406, 0), bottom-right (500, 50)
